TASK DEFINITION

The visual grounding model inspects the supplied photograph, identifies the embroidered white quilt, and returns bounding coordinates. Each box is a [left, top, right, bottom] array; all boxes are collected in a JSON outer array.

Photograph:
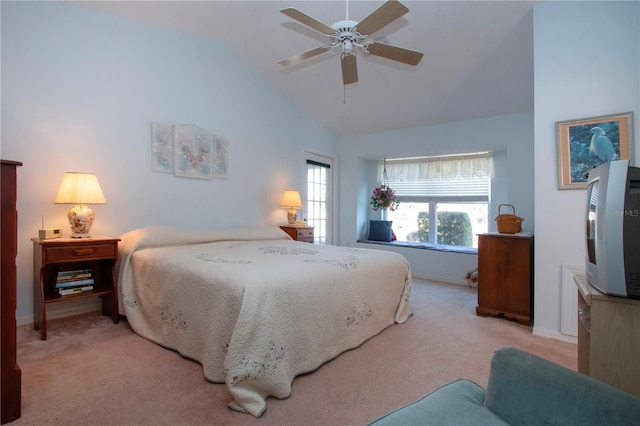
[[117, 226, 411, 417]]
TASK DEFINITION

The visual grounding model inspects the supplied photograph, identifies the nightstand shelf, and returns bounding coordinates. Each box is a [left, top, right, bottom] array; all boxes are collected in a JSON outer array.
[[32, 237, 120, 340]]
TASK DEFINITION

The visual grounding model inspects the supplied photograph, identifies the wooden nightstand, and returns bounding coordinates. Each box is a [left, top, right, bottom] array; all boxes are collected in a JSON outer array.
[[32, 237, 120, 340], [280, 225, 314, 243]]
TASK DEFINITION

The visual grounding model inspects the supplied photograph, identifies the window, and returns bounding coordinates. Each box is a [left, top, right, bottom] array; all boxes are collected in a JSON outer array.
[[306, 157, 332, 244], [381, 152, 493, 249]]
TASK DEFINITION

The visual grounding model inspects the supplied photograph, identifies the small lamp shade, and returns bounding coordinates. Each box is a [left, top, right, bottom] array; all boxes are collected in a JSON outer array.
[[55, 172, 106, 238], [281, 190, 302, 225]]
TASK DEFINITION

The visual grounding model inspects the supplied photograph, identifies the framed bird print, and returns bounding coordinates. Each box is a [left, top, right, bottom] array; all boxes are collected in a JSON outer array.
[[556, 111, 634, 189]]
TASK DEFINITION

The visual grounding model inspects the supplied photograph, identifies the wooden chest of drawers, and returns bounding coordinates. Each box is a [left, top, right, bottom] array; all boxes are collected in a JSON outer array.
[[2, 160, 22, 424], [476, 232, 534, 325]]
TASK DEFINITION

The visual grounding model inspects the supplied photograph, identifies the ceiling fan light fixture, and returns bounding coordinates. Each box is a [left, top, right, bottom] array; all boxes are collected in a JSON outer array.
[[279, 0, 423, 87], [343, 40, 354, 54]]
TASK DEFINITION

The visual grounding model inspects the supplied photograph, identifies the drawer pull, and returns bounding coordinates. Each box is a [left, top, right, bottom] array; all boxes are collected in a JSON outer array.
[[72, 248, 95, 256]]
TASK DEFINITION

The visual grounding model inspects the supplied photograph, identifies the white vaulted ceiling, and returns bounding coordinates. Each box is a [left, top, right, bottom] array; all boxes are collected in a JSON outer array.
[[79, 1, 536, 137]]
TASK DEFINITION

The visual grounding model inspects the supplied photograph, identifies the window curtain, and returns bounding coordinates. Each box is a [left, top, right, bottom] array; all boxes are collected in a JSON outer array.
[[377, 152, 493, 201]]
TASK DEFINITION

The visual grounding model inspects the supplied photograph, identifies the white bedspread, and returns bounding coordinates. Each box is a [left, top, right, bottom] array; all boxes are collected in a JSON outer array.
[[117, 226, 411, 417]]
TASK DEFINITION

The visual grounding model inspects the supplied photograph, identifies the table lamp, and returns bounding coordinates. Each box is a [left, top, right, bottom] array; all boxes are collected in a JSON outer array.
[[55, 172, 106, 238], [281, 190, 302, 225]]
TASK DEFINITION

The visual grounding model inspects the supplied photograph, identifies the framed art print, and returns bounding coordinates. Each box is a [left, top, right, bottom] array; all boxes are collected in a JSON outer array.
[[151, 122, 174, 173], [556, 112, 633, 189], [213, 135, 229, 179], [172, 125, 214, 180]]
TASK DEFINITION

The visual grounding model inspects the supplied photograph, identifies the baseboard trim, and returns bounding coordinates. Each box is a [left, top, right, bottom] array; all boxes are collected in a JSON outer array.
[[411, 273, 472, 288], [532, 327, 578, 344], [17, 298, 101, 327], [560, 264, 583, 337]]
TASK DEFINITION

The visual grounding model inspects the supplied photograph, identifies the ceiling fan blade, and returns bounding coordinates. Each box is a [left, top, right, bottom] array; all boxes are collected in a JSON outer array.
[[355, 0, 409, 36], [341, 54, 358, 85], [280, 8, 336, 35], [279, 46, 330, 67], [366, 41, 423, 66]]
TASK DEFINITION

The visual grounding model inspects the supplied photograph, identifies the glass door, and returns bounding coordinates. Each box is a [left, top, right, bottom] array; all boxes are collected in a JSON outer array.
[[305, 153, 334, 245]]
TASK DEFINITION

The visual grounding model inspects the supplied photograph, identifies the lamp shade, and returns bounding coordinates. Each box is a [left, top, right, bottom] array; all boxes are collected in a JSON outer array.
[[55, 172, 106, 204], [280, 190, 302, 208], [281, 190, 302, 225], [54, 172, 106, 238]]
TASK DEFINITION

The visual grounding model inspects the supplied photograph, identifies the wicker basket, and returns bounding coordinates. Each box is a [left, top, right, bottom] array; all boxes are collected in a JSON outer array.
[[495, 204, 524, 234]]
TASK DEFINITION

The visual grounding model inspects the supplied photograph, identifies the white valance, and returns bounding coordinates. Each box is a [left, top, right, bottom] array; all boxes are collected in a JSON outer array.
[[378, 152, 494, 182], [377, 152, 493, 201]]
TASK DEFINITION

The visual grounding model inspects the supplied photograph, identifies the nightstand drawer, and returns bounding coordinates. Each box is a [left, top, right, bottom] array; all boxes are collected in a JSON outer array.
[[280, 226, 314, 243], [296, 228, 314, 239], [44, 243, 117, 263]]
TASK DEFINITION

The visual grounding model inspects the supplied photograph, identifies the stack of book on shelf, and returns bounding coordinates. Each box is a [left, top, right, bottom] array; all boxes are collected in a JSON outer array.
[[56, 267, 94, 296]]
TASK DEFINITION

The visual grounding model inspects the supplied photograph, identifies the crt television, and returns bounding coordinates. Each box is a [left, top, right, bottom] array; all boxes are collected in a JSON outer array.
[[585, 159, 640, 298]]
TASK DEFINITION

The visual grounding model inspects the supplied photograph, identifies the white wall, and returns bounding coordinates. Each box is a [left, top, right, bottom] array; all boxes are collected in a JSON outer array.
[[533, 1, 639, 338], [1, 2, 337, 323], [338, 112, 535, 283]]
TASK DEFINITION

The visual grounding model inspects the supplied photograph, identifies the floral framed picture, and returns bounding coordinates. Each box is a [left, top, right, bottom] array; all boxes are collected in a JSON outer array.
[[151, 122, 174, 173], [173, 125, 214, 180], [556, 111, 633, 189], [213, 135, 229, 179]]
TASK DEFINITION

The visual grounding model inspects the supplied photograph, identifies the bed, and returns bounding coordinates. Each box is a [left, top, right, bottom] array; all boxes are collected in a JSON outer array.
[[117, 226, 411, 417]]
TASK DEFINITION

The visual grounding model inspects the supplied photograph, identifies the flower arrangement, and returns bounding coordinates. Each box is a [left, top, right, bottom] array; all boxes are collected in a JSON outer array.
[[370, 184, 400, 211], [465, 267, 478, 287]]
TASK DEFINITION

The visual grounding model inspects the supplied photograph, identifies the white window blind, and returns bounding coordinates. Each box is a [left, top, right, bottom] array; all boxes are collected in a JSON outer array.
[[378, 152, 493, 202]]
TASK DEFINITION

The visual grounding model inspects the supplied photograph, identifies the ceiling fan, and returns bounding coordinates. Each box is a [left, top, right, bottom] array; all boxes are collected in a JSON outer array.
[[278, 0, 424, 85]]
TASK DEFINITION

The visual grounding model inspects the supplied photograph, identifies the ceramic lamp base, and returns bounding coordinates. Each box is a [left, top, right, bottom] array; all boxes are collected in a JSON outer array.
[[287, 208, 297, 225], [67, 204, 95, 238]]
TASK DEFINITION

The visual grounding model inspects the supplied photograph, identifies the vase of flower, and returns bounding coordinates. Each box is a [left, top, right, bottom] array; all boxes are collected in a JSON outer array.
[[370, 184, 400, 211], [465, 268, 478, 287]]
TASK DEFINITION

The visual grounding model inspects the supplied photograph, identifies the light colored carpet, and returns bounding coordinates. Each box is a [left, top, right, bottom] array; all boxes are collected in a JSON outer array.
[[13, 279, 576, 426]]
